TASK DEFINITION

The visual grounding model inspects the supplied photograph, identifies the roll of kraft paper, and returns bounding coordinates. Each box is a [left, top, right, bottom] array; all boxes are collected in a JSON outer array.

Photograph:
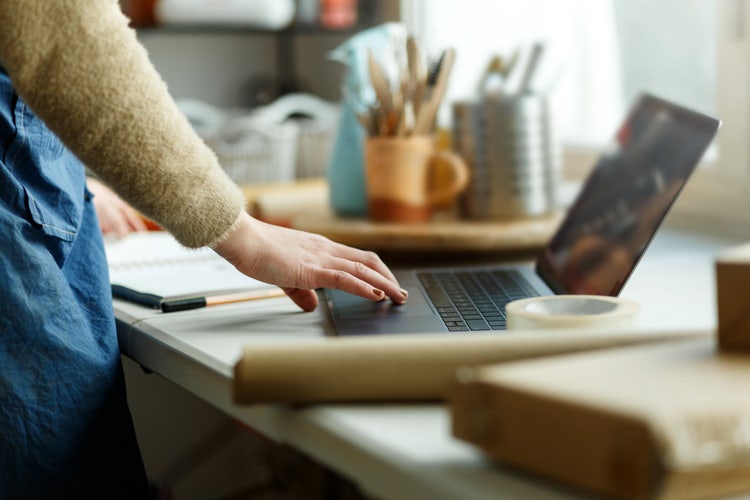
[[233, 328, 700, 404], [506, 295, 640, 330], [156, 0, 295, 29]]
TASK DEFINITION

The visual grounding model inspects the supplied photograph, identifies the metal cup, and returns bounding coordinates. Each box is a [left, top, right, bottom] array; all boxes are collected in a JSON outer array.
[[452, 94, 560, 220]]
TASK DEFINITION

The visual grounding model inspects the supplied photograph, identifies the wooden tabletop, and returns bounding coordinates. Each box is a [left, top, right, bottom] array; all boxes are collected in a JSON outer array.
[[292, 211, 563, 253]]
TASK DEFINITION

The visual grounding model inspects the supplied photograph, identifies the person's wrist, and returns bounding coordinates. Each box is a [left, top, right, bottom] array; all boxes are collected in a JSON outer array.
[[213, 212, 247, 257], [213, 211, 259, 266]]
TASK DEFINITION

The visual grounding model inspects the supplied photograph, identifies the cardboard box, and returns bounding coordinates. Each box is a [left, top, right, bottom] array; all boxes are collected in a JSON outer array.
[[450, 338, 750, 499], [716, 242, 750, 352]]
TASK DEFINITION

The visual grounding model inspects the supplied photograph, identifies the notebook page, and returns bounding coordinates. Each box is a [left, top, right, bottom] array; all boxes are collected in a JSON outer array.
[[105, 232, 271, 298]]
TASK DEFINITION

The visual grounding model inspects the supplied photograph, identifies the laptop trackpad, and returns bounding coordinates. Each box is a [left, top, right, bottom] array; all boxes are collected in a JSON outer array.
[[326, 287, 446, 335]]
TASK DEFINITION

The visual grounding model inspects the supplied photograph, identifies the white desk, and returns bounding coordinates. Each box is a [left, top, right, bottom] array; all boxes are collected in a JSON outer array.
[[114, 227, 742, 499]]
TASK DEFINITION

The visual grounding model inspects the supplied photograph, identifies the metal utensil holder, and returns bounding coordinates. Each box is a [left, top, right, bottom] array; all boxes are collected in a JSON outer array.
[[453, 94, 560, 219]]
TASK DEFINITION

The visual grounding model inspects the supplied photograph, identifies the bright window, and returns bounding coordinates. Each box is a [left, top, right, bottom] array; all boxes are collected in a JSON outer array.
[[403, 0, 750, 234]]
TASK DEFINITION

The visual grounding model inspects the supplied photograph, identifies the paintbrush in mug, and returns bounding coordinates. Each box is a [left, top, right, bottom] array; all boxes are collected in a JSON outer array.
[[413, 47, 455, 135]]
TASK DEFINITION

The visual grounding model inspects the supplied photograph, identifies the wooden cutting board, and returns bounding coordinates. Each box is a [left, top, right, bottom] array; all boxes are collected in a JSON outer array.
[[292, 212, 563, 253]]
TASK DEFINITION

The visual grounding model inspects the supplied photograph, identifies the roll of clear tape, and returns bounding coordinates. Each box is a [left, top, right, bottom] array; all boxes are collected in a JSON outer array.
[[506, 295, 640, 330]]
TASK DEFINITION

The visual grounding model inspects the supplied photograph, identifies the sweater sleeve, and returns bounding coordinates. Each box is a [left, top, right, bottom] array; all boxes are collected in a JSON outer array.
[[0, 0, 246, 248]]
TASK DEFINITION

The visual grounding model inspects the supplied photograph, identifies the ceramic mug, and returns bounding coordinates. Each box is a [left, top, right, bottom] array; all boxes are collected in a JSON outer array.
[[364, 136, 469, 223]]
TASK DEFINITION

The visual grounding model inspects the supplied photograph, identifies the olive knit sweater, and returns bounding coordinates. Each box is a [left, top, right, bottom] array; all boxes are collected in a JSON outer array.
[[0, 0, 246, 248]]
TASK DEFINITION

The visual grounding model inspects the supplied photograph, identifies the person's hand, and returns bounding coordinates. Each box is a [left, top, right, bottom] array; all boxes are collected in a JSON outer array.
[[88, 177, 148, 237], [213, 211, 408, 312]]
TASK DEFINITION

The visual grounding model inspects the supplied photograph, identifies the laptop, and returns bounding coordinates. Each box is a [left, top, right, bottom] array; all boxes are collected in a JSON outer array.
[[323, 93, 721, 336]]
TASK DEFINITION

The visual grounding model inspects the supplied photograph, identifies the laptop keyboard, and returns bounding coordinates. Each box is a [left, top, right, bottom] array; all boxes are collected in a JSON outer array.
[[417, 269, 540, 332]]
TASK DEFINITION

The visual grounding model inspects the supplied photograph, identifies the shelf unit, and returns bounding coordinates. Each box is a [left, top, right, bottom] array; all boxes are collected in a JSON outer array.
[[136, 24, 367, 99]]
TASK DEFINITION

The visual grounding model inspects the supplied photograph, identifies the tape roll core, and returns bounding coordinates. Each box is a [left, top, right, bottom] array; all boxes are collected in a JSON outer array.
[[506, 295, 639, 330]]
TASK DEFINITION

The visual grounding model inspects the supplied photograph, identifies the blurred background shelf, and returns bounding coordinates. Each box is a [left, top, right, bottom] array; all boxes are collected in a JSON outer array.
[[122, 0, 394, 104]]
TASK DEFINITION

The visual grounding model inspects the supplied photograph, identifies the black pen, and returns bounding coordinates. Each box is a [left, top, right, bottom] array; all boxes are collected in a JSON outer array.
[[111, 284, 286, 313], [111, 284, 162, 309]]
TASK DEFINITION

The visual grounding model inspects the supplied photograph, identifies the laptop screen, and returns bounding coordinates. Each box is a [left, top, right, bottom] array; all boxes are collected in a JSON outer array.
[[535, 93, 721, 296]]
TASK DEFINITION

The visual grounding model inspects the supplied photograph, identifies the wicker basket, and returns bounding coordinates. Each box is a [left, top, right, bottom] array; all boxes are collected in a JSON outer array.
[[252, 93, 339, 179], [209, 115, 298, 185], [292, 112, 338, 179]]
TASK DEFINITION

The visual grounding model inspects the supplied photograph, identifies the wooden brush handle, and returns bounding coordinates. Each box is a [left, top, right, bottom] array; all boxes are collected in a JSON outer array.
[[414, 48, 455, 135]]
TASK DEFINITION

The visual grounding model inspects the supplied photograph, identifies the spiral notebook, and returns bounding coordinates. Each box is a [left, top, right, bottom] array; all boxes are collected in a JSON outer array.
[[105, 231, 278, 310]]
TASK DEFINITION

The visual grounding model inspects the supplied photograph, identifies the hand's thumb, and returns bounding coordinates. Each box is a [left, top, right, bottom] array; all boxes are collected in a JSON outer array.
[[283, 287, 319, 312]]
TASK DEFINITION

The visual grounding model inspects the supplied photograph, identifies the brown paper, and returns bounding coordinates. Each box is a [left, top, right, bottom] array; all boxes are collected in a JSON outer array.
[[242, 179, 329, 227], [232, 329, 705, 404]]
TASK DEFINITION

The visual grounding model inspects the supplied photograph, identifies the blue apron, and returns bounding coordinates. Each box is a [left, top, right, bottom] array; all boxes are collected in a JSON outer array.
[[0, 68, 148, 498]]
